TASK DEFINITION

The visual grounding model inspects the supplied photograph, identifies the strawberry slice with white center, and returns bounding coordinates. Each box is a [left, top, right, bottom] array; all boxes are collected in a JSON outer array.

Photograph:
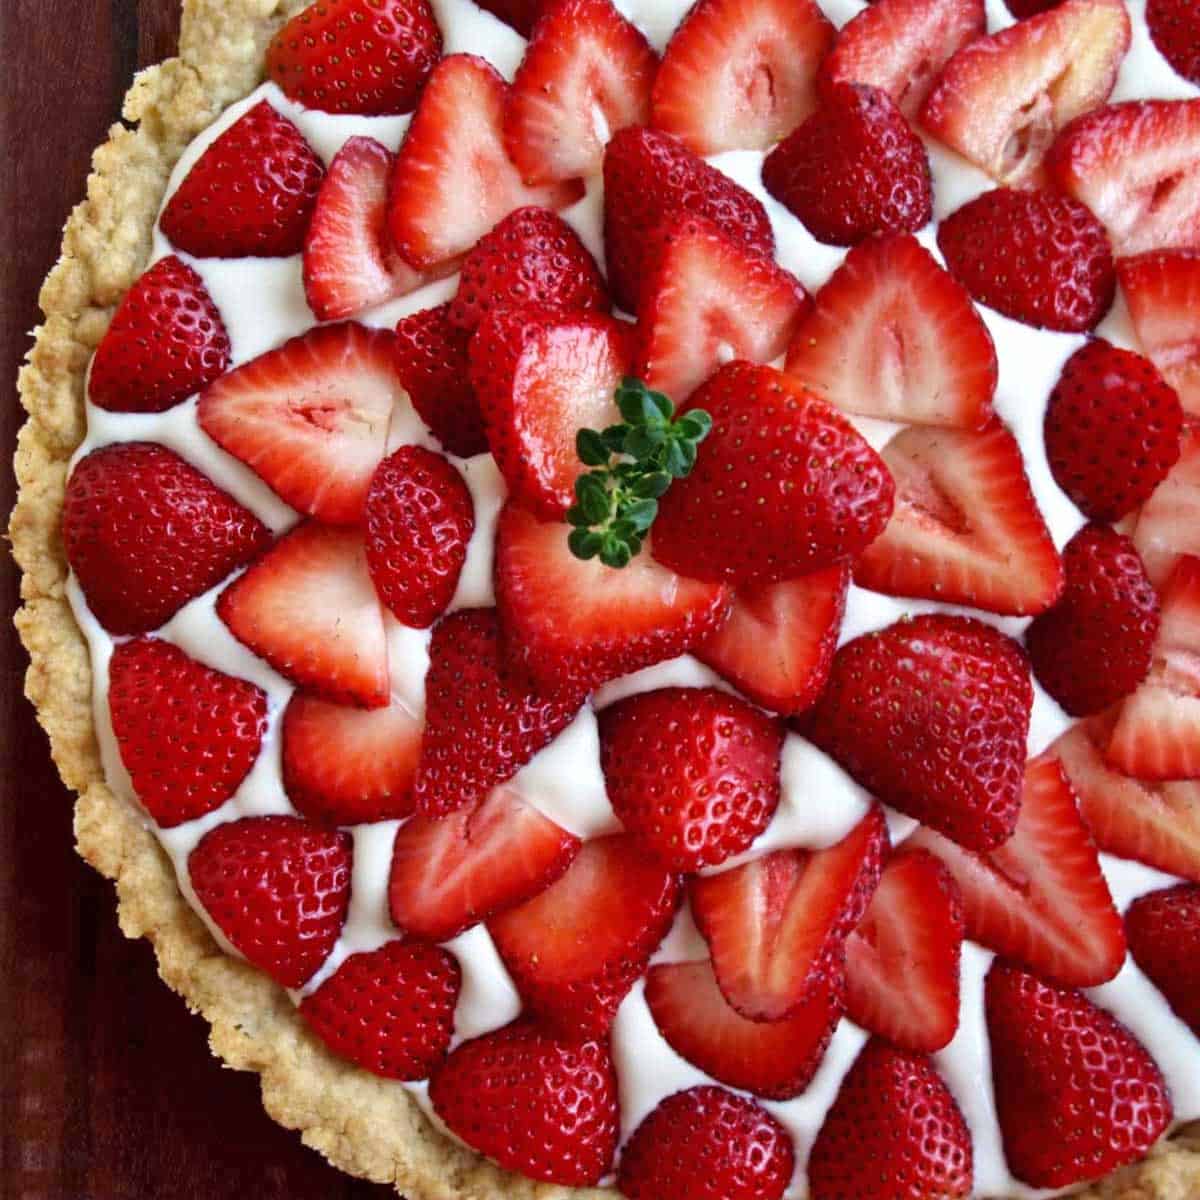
[[504, 0, 658, 185], [218, 522, 389, 708], [1048, 99, 1200, 256], [921, 0, 1130, 187], [689, 805, 888, 1022], [820, 0, 985, 123], [198, 322, 401, 526], [388, 55, 583, 270], [855, 420, 1063, 616], [1135, 428, 1200, 588], [786, 234, 996, 429], [651, 0, 834, 155], [844, 847, 964, 1054], [910, 756, 1126, 988], [388, 784, 582, 942]]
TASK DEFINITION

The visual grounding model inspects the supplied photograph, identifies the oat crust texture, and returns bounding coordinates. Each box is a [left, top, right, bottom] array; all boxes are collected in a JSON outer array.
[[9, 0, 1200, 1195]]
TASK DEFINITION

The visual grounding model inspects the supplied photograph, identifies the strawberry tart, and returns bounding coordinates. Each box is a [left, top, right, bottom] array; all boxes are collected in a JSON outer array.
[[14, 0, 1200, 1196]]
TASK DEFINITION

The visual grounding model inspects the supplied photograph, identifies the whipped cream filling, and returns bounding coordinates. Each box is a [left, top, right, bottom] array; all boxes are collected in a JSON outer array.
[[66, 1, 1200, 1195]]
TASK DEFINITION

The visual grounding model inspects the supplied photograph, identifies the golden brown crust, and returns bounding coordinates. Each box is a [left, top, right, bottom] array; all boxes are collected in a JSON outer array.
[[9, 2, 1200, 1197]]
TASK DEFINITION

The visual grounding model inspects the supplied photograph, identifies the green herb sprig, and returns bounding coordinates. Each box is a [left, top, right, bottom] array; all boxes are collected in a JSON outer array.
[[567, 377, 711, 569]]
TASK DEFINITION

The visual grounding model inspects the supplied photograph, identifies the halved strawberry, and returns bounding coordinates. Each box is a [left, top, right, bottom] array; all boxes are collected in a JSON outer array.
[[644, 959, 841, 1101], [488, 835, 681, 1037], [1048, 99, 1200, 256], [689, 805, 888, 1022], [854, 420, 1063, 616], [1135, 427, 1200, 587], [218, 522, 389, 708], [1126, 884, 1200, 1035], [844, 848, 963, 1054], [820, 0, 985, 123], [388, 785, 581, 942], [504, 0, 658, 184], [198, 323, 401, 525], [785, 234, 996, 429], [910, 756, 1126, 987], [651, 0, 834, 155], [388, 55, 582, 270]]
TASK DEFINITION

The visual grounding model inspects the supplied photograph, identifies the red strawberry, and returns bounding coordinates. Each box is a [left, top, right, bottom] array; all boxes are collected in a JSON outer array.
[[689, 806, 888, 1021], [298, 940, 460, 1078], [652, 362, 895, 586], [1135, 427, 1200, 587], [921, 0, 1130, 187], [1026, 525, 1161, 717], [820, 0, 985, 123], [597, 687, 784, 872], [470, 307, 629, 519], [88, 256, 230, 413], [159, 101, 324, 258], [108, 637, 267, 828], [388, 55, 582, 270], [634, 215, 810, 404], [985, 960, 1172, 1188], [937, 187, 1116, 332], [618, 1086, 794, 1200], [694, 566, 849, 716], [1126, 884, 1200, 1034], [808, 1039, 972, 1200], [644, 959, 842, 1101], [473, 0, 546, 35], [910, 757, 1126, 987], [363, 447, 473, 628], [786, 233, 996, 429], [430, 1019, 618, 1186], [805, 616, 1033, 851], [448, 206, 609, 333], [505, 0, 658, 183], [392, 304, 487, 458], [1005, 0, 1060, 13], [1147, 0, 1200, 84], [494, 501, 732, 696], [218, 522, 389, 708], [189, 814, 351, 988], [412, 608, 583, 817], [762, 83, 932, 248], [1048, 99, 1200, 257], [602, 125, 775, 314], [651, 0, 834, 155], [198, 322, 401, 525], [488, 835, 681, 1037], [844, 848, 964, 1054], [63, 442, 270, 635]]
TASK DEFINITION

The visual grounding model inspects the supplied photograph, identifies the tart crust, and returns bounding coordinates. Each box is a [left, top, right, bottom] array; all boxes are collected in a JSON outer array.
[[9, 1, 1200, 1196]]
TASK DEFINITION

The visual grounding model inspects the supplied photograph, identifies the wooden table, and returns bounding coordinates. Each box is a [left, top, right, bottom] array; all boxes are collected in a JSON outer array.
[[1, 5, 395, 1196]]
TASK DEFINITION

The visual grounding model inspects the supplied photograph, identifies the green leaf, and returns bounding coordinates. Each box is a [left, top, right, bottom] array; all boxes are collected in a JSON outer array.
[[641, 391, 667, 426], [649, 390, 674, 421], [678, 409, 713, 442], [576, 428, 610, 467], [602, 424, 630, 455], [618, 383, 650, 425], [569, 527, 605, 560], [632, 471, 671, 500], [576, 473, 612, 524], [566, 504, 591, 528], [625, 498, 658, 532], [600, 538, 633, 569], [662, 439, 689, 477]]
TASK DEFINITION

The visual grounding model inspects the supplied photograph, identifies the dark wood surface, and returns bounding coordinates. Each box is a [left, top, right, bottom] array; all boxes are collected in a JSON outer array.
[[1, 5, 396, 1197]]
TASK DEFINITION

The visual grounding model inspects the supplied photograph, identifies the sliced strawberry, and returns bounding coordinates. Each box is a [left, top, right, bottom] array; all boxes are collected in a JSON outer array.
[[634, 215, 810, 404], [844, 848, 964, 1054], [505, 0, 657, 184], [389, 785, 581, 942], [159, 100, 324, 258], [88, 255, 230, 413], [1135, 427, 1200, 587], [785, 233, 996, 429], [820, 0, 985, 123], [1048, 99, 1200, 256], [689, 806, 888, 1022], [198, 323, 401, 525], [651, 0, 834, 155], [488, 835, 681, 1037], [218, 522, 389, 708], [388, 55, 582, 270], [1126, 884, 1200, 1035], [921, 0, 1130, 187], [1147, 0, 1200, 84], [909, 756, 1126, 987], [108, 637, 268, 828]]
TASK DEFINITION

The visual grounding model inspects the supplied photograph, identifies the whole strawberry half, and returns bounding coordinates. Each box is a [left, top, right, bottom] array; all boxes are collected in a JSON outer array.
[[1135, 427, 1200, 588], [652, 362, 895, 586], [64, 442, 270, 636], [1147, 0, 1200, 84], [430, 1018, 619, 1187], [189, 814, 352, 989], [1126, 884, 1200, 1035]]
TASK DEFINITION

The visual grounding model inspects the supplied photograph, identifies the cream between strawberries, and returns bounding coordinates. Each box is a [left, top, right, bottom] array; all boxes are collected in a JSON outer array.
[[66, 0, 1200, 1196]]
